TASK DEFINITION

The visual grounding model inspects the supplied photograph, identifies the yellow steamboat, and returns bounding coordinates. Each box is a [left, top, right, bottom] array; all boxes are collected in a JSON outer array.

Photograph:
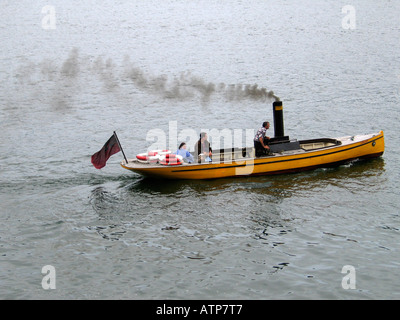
[[120, 101, 384, 180]]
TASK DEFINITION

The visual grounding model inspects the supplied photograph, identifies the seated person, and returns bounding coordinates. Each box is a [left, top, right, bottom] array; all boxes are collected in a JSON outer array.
[[194, 132, 212, 163], [175, 142, 194, 163], [254, 121, 272, 157]]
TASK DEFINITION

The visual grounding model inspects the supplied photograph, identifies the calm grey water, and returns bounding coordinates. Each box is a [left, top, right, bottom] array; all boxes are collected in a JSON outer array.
[[1, 0, 400, 300]]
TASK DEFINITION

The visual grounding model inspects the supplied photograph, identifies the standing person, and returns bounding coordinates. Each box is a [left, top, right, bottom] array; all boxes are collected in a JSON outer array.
[[195, 132, 212, 163], [175, 142, 194, 163], [254, 121, 272, 157]]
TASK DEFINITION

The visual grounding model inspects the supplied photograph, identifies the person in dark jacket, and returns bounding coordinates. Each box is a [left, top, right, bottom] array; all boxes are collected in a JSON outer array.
[[195, 132, 212, 163]]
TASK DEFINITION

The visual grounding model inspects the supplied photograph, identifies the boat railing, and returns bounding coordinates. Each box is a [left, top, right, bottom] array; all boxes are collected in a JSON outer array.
[[208, 147, 255, 162]]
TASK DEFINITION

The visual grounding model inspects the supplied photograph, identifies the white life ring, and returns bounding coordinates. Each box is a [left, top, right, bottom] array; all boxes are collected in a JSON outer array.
[[136, 149, 172, 164], [153, 149, 171, 156], [159, 154, 183, 166]]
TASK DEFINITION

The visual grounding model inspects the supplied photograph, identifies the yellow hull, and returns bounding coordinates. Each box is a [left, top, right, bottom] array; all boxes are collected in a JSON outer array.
[[121, 131, 384, 180]]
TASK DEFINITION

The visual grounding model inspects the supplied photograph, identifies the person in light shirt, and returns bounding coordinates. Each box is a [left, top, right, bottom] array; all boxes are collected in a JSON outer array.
[[175, 142, 194, 163], [254, 121, 272, 157]]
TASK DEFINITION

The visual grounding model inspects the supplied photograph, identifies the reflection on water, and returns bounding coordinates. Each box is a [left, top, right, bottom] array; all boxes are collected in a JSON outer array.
[[122, 156, 386, 197], [86, 156, 386, 229], [86, 157, 386, 248]]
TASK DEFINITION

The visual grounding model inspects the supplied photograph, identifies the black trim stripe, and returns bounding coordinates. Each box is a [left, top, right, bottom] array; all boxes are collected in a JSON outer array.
[[171, 135, 384, 173]]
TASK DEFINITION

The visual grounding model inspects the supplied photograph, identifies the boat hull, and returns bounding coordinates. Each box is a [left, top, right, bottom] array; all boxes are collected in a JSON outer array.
[[121, 131, 384, 180]]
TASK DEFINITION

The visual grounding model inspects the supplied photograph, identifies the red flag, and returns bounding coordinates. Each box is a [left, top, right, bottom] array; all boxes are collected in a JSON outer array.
[[91, 134, 121, 169]]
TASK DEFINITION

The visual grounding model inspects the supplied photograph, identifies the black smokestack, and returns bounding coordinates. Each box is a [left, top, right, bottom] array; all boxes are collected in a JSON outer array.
[[273, 100, 284, 138]]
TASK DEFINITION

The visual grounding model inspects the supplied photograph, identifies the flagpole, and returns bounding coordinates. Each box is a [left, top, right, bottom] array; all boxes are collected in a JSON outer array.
[[113, 131, 128, 164]]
